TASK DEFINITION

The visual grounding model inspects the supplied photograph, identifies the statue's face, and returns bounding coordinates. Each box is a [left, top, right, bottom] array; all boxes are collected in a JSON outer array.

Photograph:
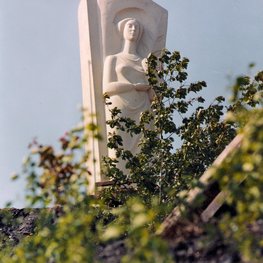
[[123, 20, 140, 41]]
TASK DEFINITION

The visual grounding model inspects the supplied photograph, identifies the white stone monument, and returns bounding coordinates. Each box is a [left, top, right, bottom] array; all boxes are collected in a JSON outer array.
[[78, 0, 168, 191]]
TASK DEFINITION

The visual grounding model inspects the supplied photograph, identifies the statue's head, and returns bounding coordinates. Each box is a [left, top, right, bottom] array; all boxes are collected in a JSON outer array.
[[118, 18, 143, 42]]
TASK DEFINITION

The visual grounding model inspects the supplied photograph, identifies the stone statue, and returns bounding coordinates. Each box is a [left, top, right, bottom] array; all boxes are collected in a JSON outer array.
[[78, 0, 168, 187], [103, 18, 155, 171]]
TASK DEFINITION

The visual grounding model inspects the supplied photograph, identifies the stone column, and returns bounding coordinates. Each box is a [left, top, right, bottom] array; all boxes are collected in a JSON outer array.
[[78, 0, 107, 193]]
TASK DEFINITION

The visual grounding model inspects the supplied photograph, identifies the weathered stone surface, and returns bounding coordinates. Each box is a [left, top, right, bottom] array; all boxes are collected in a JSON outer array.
[[0, 208, 40, 247], [97, 240, 126, 263]]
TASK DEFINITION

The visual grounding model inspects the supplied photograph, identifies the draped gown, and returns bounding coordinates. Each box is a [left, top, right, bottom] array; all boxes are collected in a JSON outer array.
[[104, 53, 151, 172]]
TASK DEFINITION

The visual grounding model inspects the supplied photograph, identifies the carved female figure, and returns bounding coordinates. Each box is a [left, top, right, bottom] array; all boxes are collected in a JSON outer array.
[[103, 18, 154, 171]]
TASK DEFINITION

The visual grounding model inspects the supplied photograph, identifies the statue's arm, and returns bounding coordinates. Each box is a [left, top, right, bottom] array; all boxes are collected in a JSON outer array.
[[103, 56, 135, 97]]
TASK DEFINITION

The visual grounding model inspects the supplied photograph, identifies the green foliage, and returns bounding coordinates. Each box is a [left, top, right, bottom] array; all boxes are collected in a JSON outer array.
[[0, 50, 262, 262], [101, 197, 174, 263], [211, 70, 263, 262], [1, 208, 101, 262], [0, 124, 104, 262], [1, 121, 172, 262], [21, 122, 103, 207], [103, 50, 236, 205], [216, 111, 263, 261]]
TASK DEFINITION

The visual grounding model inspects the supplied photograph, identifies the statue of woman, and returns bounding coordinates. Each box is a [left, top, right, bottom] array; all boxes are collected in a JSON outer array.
[[103, 18, 154, 172]]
